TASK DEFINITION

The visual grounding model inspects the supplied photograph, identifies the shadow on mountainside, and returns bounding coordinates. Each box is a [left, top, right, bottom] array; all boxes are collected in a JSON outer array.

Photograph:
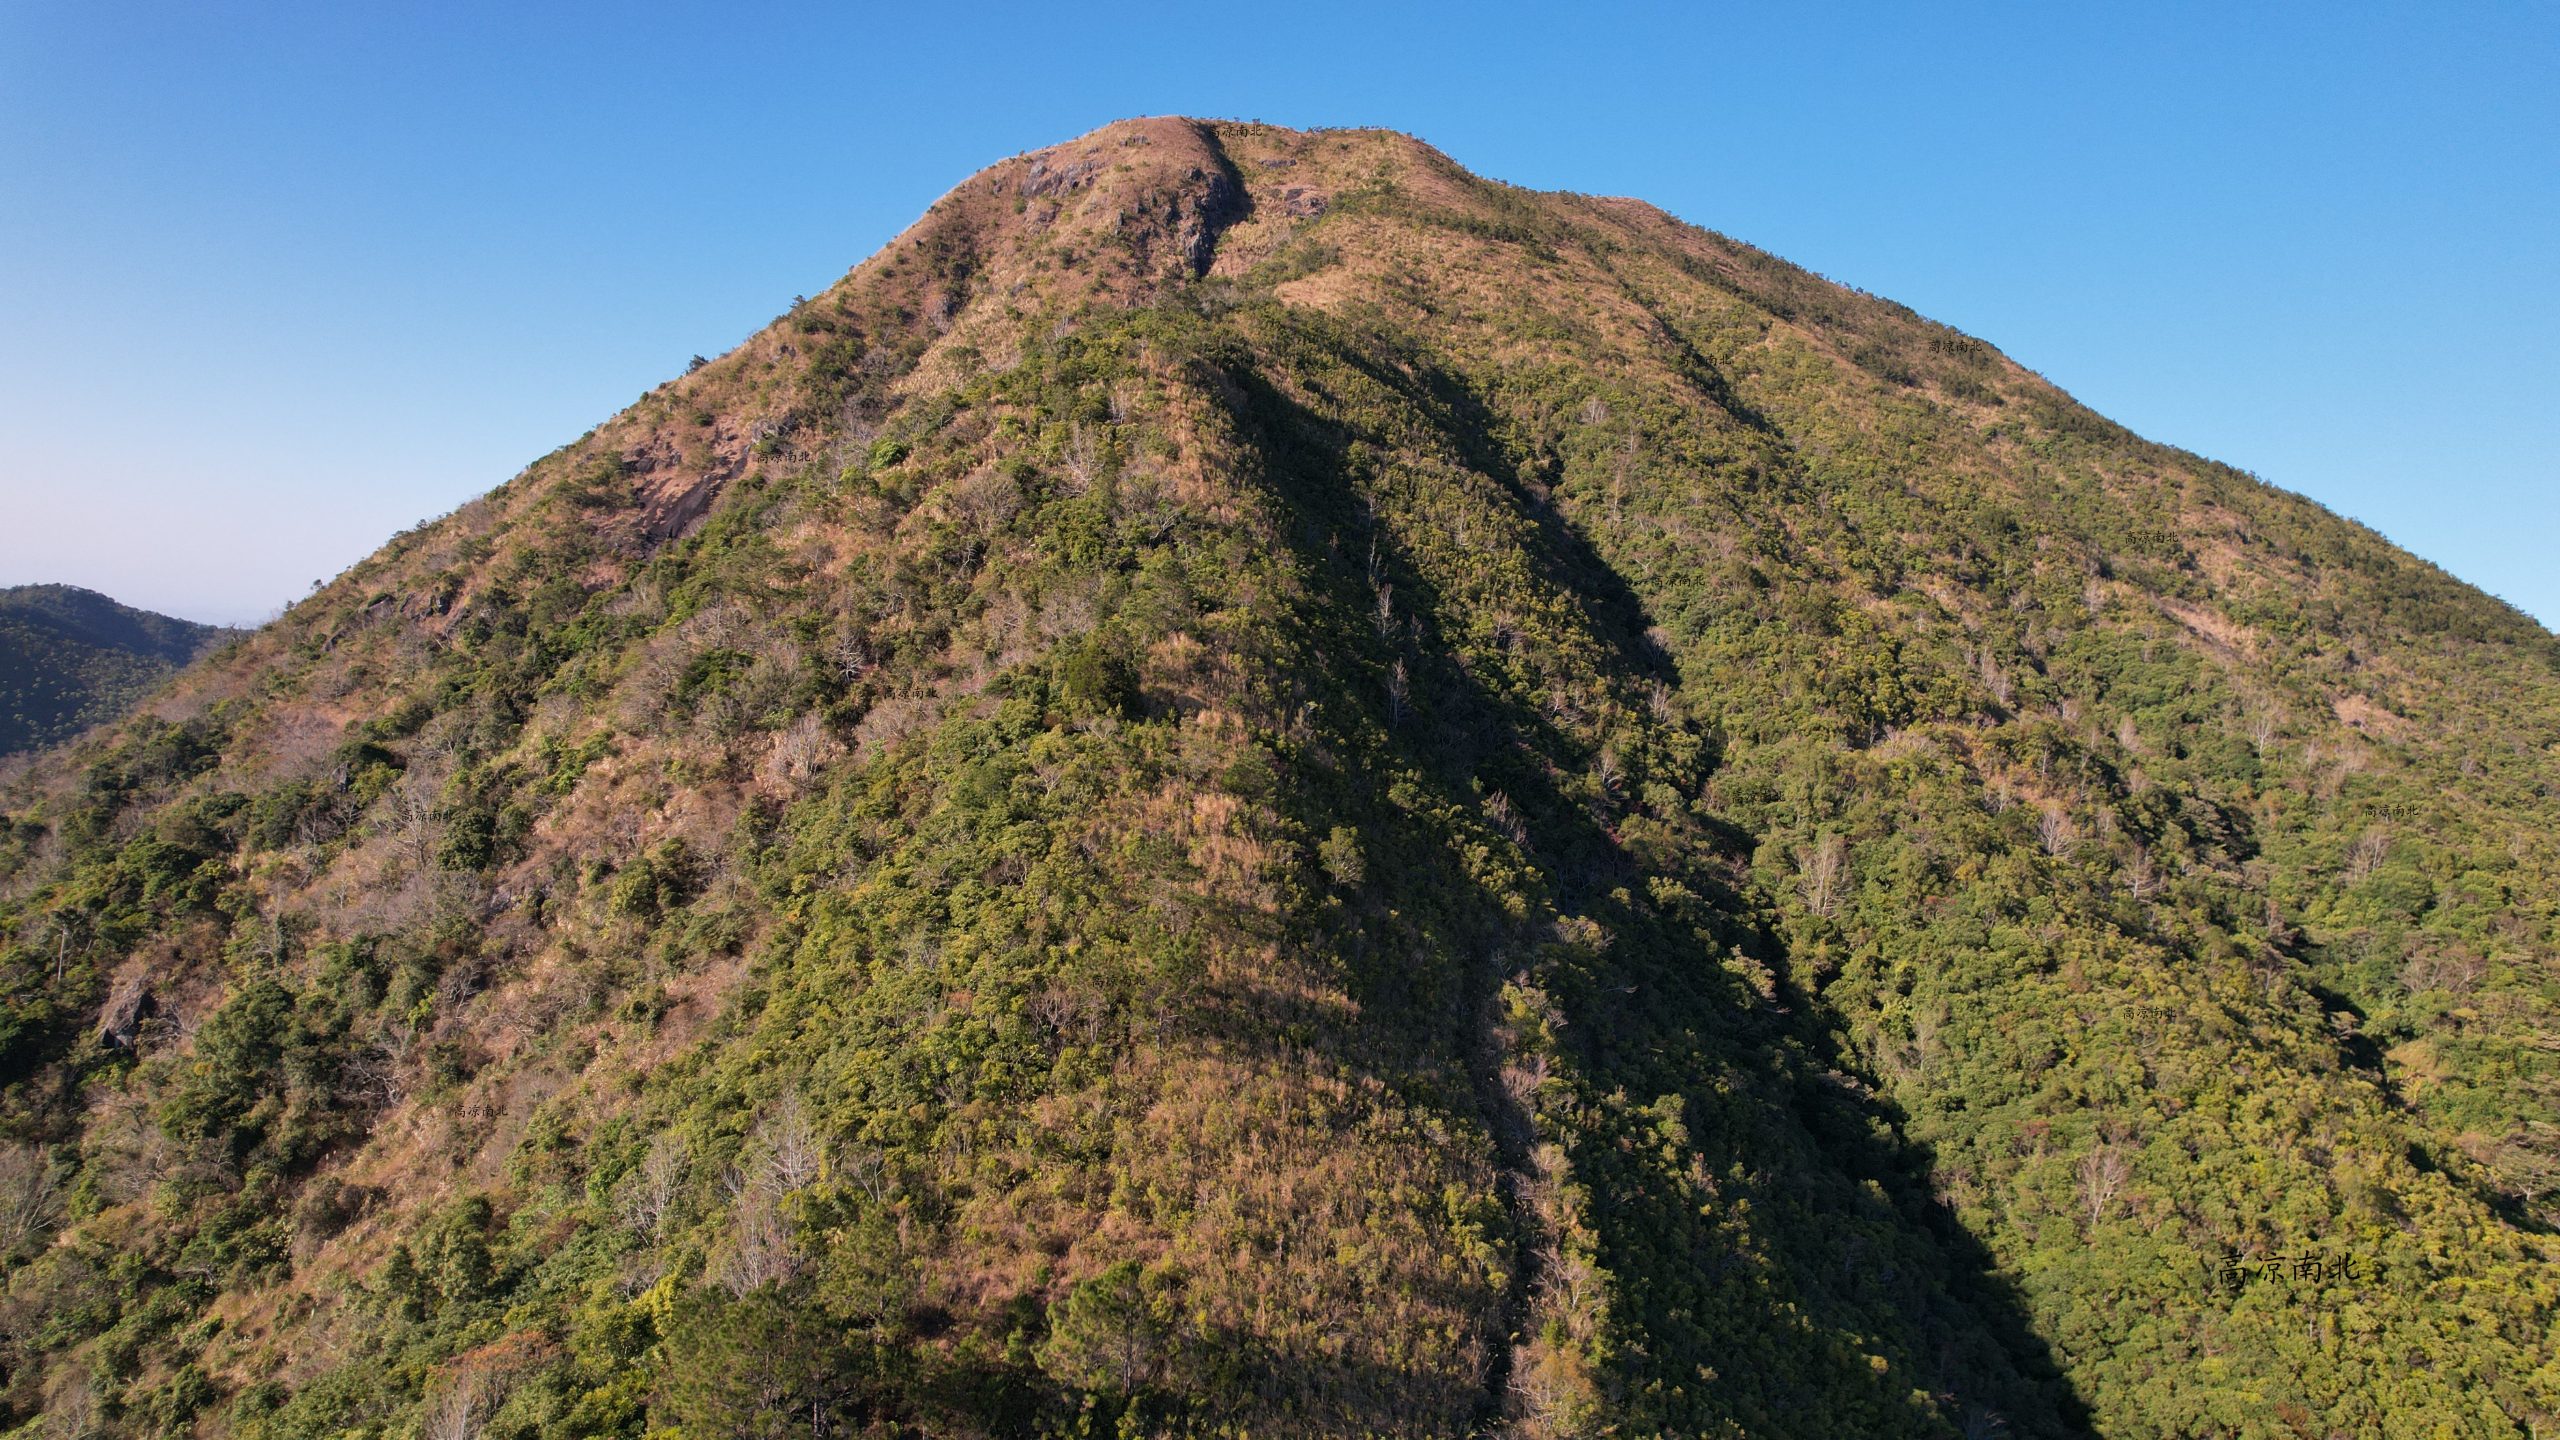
[[1204, 317, 2096, 1438]]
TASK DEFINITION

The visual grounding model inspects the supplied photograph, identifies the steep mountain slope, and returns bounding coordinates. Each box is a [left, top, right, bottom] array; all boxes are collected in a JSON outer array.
[[0, 118, 2554, 1439], [0, 587, 234, 758]]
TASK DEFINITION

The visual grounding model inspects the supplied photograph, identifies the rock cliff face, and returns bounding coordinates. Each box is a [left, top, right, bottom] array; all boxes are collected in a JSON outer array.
[[0, 118, 2553, 1439]]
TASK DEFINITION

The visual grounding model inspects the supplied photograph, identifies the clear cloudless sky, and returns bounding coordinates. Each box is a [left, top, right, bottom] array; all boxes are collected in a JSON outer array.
[[3, 2, 2553, 626]]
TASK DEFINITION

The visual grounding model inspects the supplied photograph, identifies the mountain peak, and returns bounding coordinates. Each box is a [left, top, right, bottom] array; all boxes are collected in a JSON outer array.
[[1, 121, 2554, 1439]]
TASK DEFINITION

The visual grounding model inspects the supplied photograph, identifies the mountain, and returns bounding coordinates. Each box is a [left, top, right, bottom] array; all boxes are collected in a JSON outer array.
[[0, 118, 2554, 1439], [0, 586, 235, 759]]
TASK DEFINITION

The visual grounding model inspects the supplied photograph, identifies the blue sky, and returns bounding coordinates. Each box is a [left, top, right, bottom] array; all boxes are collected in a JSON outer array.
[[3, 2, 2552, 627]]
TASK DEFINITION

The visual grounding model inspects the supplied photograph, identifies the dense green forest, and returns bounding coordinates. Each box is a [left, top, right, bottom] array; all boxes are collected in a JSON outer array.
[[0, 587, 234, 758], [0, 119, 2551, 1438]]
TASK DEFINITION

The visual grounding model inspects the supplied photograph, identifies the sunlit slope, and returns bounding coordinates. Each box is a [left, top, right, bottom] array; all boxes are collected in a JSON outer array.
[[0, 119, 2550, 1439]]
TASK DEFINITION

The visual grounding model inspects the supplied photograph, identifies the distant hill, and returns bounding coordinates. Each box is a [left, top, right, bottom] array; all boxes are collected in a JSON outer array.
[[0, 585, 234, 756]]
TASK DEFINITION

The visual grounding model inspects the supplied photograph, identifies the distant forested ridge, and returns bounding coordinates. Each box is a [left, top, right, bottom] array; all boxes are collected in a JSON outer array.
[[0, 120, 2552, 1439], [0, 585, 234, 757]]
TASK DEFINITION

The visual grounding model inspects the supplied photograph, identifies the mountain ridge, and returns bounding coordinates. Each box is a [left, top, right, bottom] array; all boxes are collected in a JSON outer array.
[[0, 117, 2553, 1439], [0, 584, 236, 761]]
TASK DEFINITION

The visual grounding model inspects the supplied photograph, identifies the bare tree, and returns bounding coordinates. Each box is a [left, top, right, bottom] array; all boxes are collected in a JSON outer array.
[[0, 1144, 62, 1257], [2077, 1140, 2133, 1227], [343, 1023, 413, 1110], [41, 1360, 100, 1440], [388, 761, 445, 877], [763, 711, 841, 790], [2124, 843, 2159, 901], [2037, 804, 2078, 857], [2346, 826, 2391, 885], [2246, 710, 2279, 754], [841, 1145, 893, 1208], [2400, 949, 2485, 996], [1062, 421, 1104, 493], [1976, 648, 2016, 709], [619, 1131, 687, 1239], [422, 1367, 498, 1440], [1607, 434, 1637, 531], [2490, 1124, 2560, 1215], [827, 629, 874, 684], [716, 1182, 801, 1296], [381, 737, 458, 876], [756, 1093, 827, 1193], [1797, 833, 1847, 918], [708, 1093, 833, 1293]]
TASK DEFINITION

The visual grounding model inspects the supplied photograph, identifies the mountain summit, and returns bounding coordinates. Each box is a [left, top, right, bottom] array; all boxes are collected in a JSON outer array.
[[1, 118, 2553, 1438]]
